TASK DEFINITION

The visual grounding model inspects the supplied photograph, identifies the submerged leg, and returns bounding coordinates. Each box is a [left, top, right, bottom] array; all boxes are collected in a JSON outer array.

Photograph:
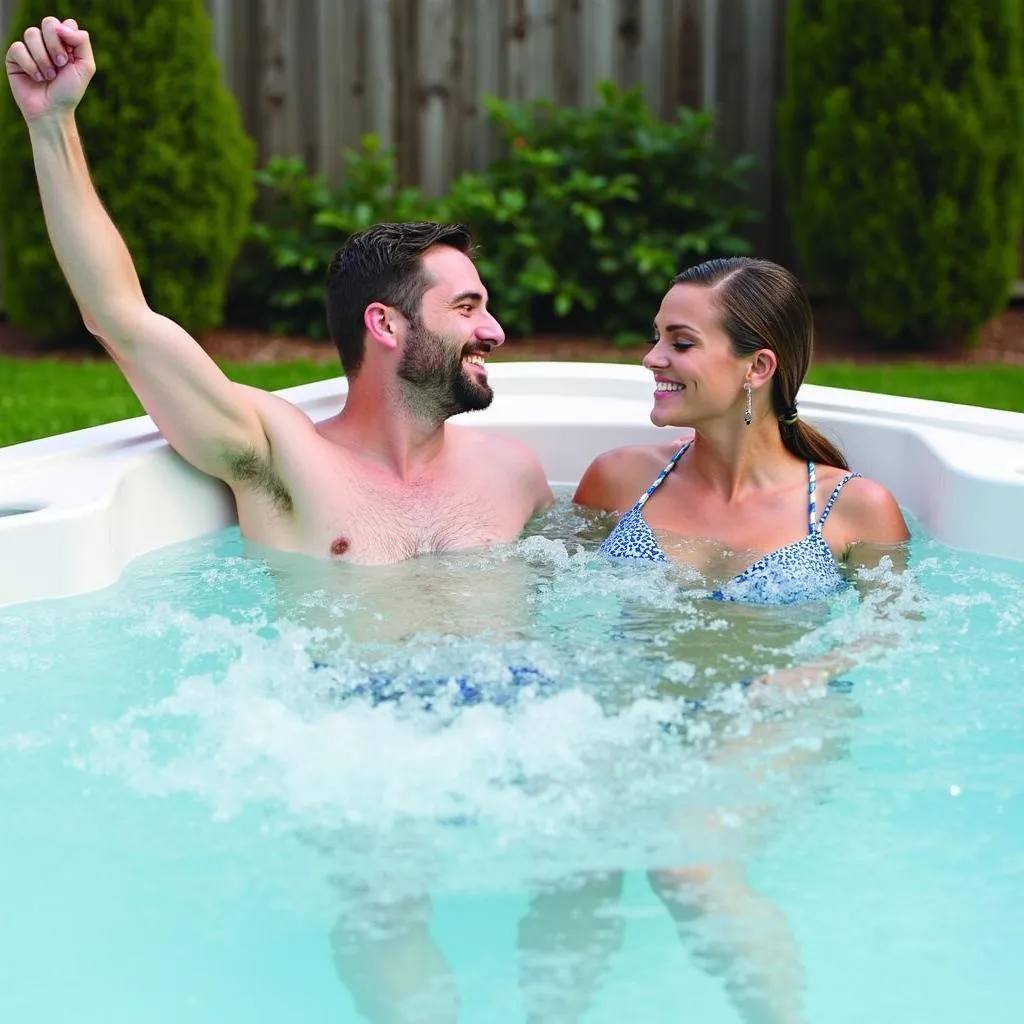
[[517, 871, 625, 1023], [330, 893, 457, 1024], [645, 695, 858, 1024], [648, 861, 806, 1024]]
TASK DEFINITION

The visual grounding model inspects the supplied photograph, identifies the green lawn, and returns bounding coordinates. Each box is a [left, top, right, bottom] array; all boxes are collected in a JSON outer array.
[[0, 358, 340, 447], [806, 361, 1024, 411], [1, 355, 1021, 448]]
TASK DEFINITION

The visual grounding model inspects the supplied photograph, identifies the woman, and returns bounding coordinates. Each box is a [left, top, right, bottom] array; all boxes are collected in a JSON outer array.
[[574, 257, 909, 604], [566, 257, 911, 1023]]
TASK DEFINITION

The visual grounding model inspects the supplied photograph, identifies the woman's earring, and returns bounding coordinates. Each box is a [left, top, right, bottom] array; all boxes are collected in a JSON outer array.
[[743, 383, 752, 426]]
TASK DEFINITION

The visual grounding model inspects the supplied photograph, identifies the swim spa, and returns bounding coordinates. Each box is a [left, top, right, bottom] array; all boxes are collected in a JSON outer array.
[[1, 363, 1023, 1023]]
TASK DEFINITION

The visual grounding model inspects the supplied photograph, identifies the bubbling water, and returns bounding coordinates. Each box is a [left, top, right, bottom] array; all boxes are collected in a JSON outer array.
[[3, 501, 1024, 1024], [9, 498, 925, 901]]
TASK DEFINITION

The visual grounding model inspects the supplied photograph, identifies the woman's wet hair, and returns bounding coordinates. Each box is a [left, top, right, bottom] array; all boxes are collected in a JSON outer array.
[[672, 257, 849, 470]]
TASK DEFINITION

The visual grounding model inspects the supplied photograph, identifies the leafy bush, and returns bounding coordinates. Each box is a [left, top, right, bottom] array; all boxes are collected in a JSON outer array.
[[0, 0, 254, 342], [779, 0, 1024, 346], [227, 136, 442, 339], [443, 83, 756, 340], [232, 84, 756, 342]]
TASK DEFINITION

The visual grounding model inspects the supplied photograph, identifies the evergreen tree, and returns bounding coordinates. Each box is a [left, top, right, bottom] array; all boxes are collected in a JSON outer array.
[[779, 1, 1024, 345], [0, 0, 254, 340]]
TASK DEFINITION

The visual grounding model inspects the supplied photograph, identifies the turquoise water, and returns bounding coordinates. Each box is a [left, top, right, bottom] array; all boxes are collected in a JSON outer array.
[[1, 497, 1022, 1023]]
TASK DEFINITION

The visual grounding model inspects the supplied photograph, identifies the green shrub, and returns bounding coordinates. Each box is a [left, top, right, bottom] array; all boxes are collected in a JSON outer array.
[[232, 84, 755, 342], [779, 0, 1024, 346], [443, 83, 756, 340], [0, 0, 254, 342], [227, 136, 442, 339]]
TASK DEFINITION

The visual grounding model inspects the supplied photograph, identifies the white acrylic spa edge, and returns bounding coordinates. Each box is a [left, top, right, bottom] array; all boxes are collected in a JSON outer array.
[[1, 361, 1023, 608]]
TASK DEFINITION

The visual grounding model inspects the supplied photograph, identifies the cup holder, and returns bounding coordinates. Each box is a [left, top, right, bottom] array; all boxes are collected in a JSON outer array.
[[0, 502, 47, 518]]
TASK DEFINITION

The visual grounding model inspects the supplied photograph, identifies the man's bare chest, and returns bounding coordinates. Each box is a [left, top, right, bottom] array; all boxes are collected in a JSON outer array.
[[294, 473, 509, 564]]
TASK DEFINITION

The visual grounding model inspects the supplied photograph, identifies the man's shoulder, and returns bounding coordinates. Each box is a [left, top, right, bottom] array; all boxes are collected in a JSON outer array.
[[449, 424, 538, 464], [449, 426, 552, 508], [246, 388, 325, 450], [245, 385, 316, 422]]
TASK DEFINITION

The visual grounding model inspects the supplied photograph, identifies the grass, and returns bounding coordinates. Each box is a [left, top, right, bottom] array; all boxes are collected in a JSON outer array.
[[1, 354, 1021, 448], [806, 361, 1024, 411], [0, 358, 340, 447]]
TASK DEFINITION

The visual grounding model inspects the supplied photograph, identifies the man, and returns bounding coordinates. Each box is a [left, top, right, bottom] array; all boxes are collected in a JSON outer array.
[[7, 20, 589, 1024], [5, 18, 553, 566]]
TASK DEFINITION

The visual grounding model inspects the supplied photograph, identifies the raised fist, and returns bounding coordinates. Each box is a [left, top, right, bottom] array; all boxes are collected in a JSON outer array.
[[5, 16, 95, 122]]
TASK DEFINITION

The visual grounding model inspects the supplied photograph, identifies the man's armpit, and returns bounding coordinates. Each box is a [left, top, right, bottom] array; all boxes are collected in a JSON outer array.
[[223, 443, 294, 514]]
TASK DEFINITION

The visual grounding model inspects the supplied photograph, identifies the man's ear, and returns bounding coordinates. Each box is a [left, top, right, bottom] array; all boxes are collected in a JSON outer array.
[[363, 302, 402, 352], [748, 348, 778, 389]]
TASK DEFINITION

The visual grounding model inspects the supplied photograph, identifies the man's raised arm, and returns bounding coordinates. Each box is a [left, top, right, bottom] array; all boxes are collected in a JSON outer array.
[[5, 16, 270, 479]]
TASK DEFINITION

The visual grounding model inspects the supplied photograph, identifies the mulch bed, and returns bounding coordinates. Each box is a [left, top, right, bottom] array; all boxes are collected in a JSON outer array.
[[2, 301, 1023, 366]]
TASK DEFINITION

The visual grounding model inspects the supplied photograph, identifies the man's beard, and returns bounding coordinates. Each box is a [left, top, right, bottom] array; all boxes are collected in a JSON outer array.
[[396, 321, 494, 421]]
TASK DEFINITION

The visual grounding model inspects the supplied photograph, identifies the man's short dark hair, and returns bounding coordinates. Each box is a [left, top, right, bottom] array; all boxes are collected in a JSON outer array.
[[325, 222, 474, 377]]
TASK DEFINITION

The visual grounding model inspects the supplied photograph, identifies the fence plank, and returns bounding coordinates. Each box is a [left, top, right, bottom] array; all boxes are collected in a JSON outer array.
[[580, 0, 618, 105], [715, 0, 748, 159], [638, 0, 665, 110], [460, 0, 504, 171], [665, 0, 703, 111], [257, 0, 305, 164], [553, 0, 583, 106], [391, 0, 420, 185], [219, 1, 262, 146], [701, 0, 720, 109], [616, 0, 642, 90], [316, 0, 344, 182], [417, 0, 458, 196], [507, 0, 557, 103], [318, 0, 370, 181], [365, 0, 396, 151], [744, 0, 779, 255]]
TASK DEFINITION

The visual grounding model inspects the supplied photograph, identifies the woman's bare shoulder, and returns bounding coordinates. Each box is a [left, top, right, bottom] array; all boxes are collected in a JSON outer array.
[[573, 440, 686, 512], [825, 471, 910, 545]]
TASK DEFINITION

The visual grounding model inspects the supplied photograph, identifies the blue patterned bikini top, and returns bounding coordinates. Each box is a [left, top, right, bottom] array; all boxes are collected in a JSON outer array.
[[598, 442, 862, 605]]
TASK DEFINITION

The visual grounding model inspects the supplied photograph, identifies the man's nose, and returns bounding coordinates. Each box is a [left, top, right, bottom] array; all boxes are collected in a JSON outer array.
[[479, 310, 505, 347]]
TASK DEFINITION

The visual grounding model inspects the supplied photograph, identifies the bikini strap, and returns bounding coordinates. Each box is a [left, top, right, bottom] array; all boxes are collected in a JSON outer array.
[[815, 471, 863, 530], [806, 462, 817, 533], [636, 441, 692, 510]]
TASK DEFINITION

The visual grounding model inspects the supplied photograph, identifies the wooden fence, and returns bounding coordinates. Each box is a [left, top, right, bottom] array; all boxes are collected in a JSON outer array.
[[0, 0, 789, 252]]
